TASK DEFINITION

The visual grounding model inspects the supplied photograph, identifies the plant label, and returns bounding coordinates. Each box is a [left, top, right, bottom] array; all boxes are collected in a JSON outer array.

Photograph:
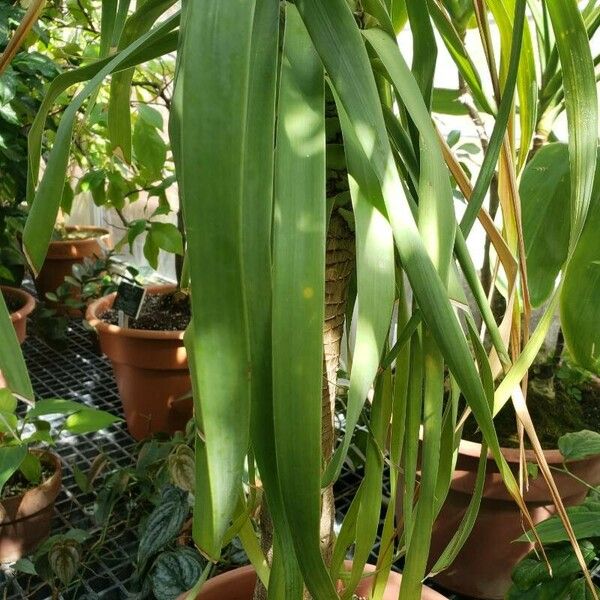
[[114, 281, 146, 320]]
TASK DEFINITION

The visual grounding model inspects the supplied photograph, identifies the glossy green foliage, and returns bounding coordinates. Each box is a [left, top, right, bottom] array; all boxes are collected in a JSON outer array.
[[521, 143, 571, 307]]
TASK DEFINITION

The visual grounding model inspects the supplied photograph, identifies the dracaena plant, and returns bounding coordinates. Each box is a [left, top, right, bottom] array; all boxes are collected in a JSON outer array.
[[0, 1, 599, 599]]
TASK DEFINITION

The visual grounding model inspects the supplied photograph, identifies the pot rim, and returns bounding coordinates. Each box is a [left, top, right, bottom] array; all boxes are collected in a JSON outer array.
[[458, 437, 576, 465], [183, 563, 447, 600], [86, 284, 186, 340], [49, 225, 110, 245], [0, 450, 62, 506], [1, 286, 36, 323]]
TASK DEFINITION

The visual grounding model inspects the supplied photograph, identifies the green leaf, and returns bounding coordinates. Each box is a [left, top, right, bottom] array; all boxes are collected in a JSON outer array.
[[127, 218, 147, 248], [143, 234, 159, 269], [138, 104, 163, 129], [48, 539, 82, 586], [521, 143, 571, 307], [64, 408, 121, 434], [24, 13, 180, 274], [0, 388, 16, 413], [0, 445, 27, 496], [137, 485, 188, 569], [19, 452, 42, 484], [270, 7, 336, 598], [107, 0, 178, 162], [512, 541, 595, 589], [520, 503, 600, 543], [297, 0, 527, 566], [151, 547, 203, 600], [459, 0, 528, 236], [133, 116, 167, 181], [167, 444, 195, 493], [148, 222, 183, 255], [14, 558, 36, 575], [0, 290, 33, 401], [546, 0, 598, 249], [558, 430, 600, 461], [174, 0, 253, 562], [561, 151, 600, 374], [26, 398, 86, 419], [427, 1, 494, 114]]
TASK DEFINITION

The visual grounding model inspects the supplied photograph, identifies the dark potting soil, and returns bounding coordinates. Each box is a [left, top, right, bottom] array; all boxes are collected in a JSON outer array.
[[463, 361, 600, 449], [2, 291, 24, 313], [102, 290, 191, 331], [1, 460, 55, 499]]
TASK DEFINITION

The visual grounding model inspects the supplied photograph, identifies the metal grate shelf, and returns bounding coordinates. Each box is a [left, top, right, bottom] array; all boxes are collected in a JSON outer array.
[[1, 320, 466, 599]]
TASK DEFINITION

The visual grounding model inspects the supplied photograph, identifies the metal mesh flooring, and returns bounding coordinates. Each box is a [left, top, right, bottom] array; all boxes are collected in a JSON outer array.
[[0, 320, 465, 599], [2, 323, 140, 599]]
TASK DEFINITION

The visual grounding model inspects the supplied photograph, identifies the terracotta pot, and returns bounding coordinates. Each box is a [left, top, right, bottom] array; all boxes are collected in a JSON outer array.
[[398, 439, 600, 599], [86, 285, 192, 440], [0, 451, 62, 563], [35, 225, 111, 301], [1, 286, 36, 344], [179, 563, 447, 600]]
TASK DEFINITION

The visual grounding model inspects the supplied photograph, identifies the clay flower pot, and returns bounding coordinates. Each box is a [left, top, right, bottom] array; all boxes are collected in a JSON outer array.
[[86, 285, 192, 440], [179, 563, 447, 600], [35, 225, 111, 301], [1, 285, 36, 344], [0, 451, 62, 563], [400, 439, 600, 600]]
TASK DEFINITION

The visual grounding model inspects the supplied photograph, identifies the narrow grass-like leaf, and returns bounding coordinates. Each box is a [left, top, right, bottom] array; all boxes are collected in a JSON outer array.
[[100, 0, 118, 58], [174, 0, 253, 559], [406, 1, 436, 108], [271, 7, 336, 598], [243, 2, 303, 597], [459, 0, 527, 236], [428, 444, 488, 577], [296, 0, 534, 546], [428, 1, 494, 114], [343, 369, 393, 599], [400, 332, 443, 598], [546, 0, 598, 249], [323, 104, 395, 487], [486, 0, 537, 170]]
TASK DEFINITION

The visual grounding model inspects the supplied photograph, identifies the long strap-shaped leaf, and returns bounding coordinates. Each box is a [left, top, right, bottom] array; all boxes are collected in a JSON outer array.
[[485, 0, 537, 171], [271, 6, 337, 598], [459, 0, 526, 237], [546, 0, 598, 250], [244, 2, 303, 597], [174, 0, 254, 559], [0, 294, 33, 401], [295, 0, 534, 547], [427, 0, 494, 114], [323, 104, 395, 487], [23, 13, 180, 274]]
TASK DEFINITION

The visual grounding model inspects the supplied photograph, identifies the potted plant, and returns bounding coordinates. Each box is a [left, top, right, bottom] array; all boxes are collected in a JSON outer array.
[[390, 2, 600, 596], [507, 434, 600, 599], [86, 278, 191, 441], [14, 0, 600, 599], [0, 388, 121, 562], [1, 285, 35, 344], [33, 223, 112, 301]]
